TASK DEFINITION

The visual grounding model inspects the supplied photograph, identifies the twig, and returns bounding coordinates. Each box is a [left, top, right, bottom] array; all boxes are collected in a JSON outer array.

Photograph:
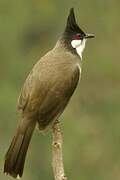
[[52, 120, 67, 180]]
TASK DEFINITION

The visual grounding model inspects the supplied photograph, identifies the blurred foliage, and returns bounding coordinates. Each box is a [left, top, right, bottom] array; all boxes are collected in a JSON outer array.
[[0, 0, 120, 180]]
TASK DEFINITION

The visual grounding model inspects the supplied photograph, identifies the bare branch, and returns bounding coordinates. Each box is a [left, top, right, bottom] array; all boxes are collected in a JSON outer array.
[[52, 121, 67, 180]]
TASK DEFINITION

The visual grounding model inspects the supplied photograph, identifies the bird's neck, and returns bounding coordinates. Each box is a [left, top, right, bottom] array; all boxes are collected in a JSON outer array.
[[54, 38, 82, 60]]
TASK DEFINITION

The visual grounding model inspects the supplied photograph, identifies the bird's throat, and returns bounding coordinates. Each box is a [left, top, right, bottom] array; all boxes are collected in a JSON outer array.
[[71, 39, 86, 59]]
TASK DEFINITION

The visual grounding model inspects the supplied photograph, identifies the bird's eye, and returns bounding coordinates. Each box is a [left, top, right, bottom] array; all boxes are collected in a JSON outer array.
[[72, 34, 81, 40]]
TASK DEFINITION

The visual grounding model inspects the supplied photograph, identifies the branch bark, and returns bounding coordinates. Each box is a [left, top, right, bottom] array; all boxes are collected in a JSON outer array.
[[52, 121, 67, 180]]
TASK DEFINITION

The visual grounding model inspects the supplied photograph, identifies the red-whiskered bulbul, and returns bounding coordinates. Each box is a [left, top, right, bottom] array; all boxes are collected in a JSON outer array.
[[4, 8, 94, 178]]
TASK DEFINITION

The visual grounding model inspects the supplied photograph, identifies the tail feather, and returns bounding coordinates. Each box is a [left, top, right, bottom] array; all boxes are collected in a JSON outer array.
[[4, 120, 36, 178]]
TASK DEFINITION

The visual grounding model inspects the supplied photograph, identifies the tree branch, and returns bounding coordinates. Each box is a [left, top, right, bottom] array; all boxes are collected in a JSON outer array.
[[52, 121, 67, 180]]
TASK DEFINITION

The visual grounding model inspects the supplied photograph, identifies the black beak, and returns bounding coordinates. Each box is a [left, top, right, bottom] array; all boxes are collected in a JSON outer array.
[[85, 34, 95, 39]]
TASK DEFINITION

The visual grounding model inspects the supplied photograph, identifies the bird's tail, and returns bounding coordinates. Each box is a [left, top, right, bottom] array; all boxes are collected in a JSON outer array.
[[4, 119, 36, 178]]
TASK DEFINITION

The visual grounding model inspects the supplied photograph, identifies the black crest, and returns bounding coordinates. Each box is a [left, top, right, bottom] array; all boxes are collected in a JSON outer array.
[[64, 8, 85, 36]]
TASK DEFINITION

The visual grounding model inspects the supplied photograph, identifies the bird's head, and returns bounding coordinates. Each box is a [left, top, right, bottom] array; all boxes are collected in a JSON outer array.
[[62, 8, 94, 59]]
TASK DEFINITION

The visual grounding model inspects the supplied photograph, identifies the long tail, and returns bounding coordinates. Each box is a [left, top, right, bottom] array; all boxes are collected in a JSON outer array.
[[4, 119, 36, 178]]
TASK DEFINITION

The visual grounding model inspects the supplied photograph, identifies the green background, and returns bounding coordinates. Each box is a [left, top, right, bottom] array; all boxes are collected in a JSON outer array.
[[0, 0, 120, 179]]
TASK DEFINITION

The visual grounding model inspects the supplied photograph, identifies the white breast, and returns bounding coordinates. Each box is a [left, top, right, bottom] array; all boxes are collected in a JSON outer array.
[[76, 63, 82, 82]]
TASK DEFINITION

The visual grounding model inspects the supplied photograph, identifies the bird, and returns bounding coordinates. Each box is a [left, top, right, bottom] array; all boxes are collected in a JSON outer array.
[[4, 8, 94, 179]]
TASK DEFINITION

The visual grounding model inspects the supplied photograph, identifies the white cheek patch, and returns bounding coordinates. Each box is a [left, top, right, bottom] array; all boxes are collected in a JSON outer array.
[[71, 39, 81, 48], [71, 39, 86, 59]]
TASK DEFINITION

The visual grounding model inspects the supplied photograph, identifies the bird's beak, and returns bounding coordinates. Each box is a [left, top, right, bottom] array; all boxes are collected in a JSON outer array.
[[85, 34, 95, 39]]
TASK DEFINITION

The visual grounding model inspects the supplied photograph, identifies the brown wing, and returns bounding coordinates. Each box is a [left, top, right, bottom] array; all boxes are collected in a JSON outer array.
[[18, 58, 50, 112], [18, 70, 34, 111]]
